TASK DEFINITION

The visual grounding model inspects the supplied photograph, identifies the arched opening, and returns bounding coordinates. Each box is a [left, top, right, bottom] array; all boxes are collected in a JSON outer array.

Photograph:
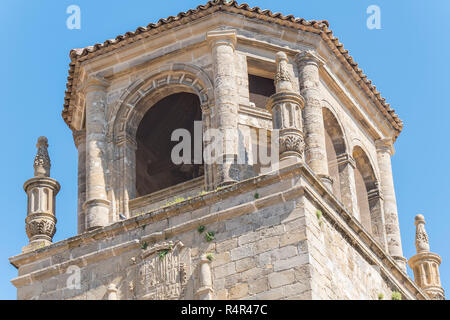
[[135, 92, 203, 197], [323, 108, 346, 201], [352, 146, 377, 234]]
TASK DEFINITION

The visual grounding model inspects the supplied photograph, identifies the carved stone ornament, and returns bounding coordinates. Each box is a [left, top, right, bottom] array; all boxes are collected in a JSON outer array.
[[132, 241, 191, 300], [279, 134, 305, 156], [34, 136, 51, 177]]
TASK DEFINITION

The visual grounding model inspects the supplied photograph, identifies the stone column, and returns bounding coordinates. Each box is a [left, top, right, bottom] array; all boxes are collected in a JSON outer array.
[[267, 52, 305, 167], [408, 214, 445, 300], [73, 130, 86, 234], [206, 29, 239, 187], [337, 153, 359, 219], [116, 134, 137, 219], [296, 51, 332, 190], [196, 254, 214, 300], [375, 138, 406, 270], [84, 76, 110, 230], [201, 103, 214, 191], [23, 137, 60, 253]]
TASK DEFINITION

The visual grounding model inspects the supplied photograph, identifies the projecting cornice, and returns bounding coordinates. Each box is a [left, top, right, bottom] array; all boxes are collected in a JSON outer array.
[[62, 0, 403, 140]]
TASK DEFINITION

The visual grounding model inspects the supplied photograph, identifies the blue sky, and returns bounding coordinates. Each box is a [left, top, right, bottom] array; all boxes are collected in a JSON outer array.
[[1, 0, 448, 300]]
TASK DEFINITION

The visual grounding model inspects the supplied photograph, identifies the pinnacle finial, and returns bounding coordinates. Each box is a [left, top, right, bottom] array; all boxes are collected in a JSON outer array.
[[414, 214, 430, 253], [274, 51, 294, 92], [34, 136, 51, 177]]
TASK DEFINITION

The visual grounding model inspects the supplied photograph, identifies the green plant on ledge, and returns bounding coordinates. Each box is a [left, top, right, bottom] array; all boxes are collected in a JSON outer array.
[[316, 209, 323, 227], [141, 241, 148, 250], [254, 192, 259, 199], [165, 197, 186, 207], [197, 225, 205, 233], [205, 231, 215, 242], [378, 293, 384, 300], [158, 249, 170, 260], [206, 253, 214, 261], [391, 291, 402, 300]]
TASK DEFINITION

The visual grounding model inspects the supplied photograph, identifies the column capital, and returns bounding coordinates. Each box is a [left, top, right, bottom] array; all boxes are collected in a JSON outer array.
[[206, 29, 237, 49], [336, 153, 356, 168], [73, 130, 86, 148], [375, 138, 395, 155], [295, 50, 325, 68], [115, 132, 137, 150], [84, 75, 110, 93]]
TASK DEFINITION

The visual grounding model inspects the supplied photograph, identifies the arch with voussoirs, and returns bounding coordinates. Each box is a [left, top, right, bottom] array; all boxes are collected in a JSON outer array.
[[111, 63, 215, 219]]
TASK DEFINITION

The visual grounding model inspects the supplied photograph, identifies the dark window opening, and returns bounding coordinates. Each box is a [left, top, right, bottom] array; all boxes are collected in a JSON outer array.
[[248, 74, 275, 110], [135, 92, 203, 197]]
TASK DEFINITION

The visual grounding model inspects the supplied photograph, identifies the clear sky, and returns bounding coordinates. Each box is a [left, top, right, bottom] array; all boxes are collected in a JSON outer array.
[[1, 0, 448, 300]]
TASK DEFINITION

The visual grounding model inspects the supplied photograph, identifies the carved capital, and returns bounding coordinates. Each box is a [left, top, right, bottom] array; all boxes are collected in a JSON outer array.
[[414, 214, 430, 253]]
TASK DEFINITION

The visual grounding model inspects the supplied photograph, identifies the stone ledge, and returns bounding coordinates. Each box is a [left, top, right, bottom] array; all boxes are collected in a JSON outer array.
[[9, 162, 427, 300]]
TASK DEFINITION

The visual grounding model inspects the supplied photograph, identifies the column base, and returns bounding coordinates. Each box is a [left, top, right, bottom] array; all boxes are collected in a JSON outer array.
[[84, 198, 110, 230]]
